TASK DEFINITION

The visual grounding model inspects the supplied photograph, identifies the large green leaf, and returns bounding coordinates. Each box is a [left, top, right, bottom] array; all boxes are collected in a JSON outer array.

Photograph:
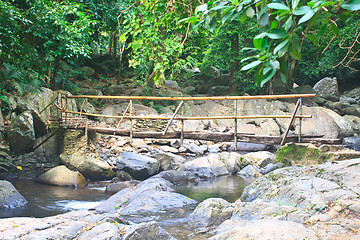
[[253, 38, 263, 50], [293, 6, 311, 15], [342, 0, 360, 11], [298, 9, 315, 24], [241, 60, 262, 71], [261, 68, 277, 87], [268, 3, 290, 10], [266, 28, 287, 39], [292, 0, 300, 10], [274, 39, 289, 55]]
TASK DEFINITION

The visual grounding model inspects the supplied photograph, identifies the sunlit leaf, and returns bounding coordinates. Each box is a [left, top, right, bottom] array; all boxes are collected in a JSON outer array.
[[267, 28, 287, 39], [293, 6, 311, 15], [274, 39, 289, 55], [298, 9, 315, 25], [253, 38, 263, 50], [246, 7, 255, 18], [342, 0, 360, 11], [241, 60, 262, 71], [292, 0, 300, 9], [268, 3, 290, 10]]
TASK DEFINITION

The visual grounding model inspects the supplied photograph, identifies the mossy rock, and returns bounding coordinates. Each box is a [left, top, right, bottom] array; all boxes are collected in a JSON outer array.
[[276, 143, 330, 167]]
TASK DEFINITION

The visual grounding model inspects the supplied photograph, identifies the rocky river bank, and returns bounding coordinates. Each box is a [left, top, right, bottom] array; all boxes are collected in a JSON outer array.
[[1, 157, 360, 239], [1, 77, 360, 239]]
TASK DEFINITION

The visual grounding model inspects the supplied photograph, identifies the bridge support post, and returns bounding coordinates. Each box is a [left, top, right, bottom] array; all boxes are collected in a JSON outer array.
[[130, 99, 133, 143], [298, 98, 302, 143], [234, 100, 238, 151]]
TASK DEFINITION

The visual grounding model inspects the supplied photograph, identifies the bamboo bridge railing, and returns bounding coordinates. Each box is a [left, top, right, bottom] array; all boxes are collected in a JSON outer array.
[[52, 93, 341, 149]]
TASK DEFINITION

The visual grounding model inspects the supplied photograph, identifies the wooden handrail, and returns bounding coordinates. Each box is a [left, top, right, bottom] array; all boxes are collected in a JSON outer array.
[[64, 93, 316, 101]]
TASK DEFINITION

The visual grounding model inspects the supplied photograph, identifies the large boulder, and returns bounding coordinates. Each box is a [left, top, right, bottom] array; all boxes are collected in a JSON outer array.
[[37, 165, 87, 188], [60, 154, 115, 180], [210, 219, 318, 240], [179, 154, 230, 180], [188, 198, 233, 232], [116, 152, 159, 180], [313, 77, 339, 101], [0, 180, 27, 208], [7, 111, 35, 154], [241, 158, 360, 210], [96, 178, 197, 215]]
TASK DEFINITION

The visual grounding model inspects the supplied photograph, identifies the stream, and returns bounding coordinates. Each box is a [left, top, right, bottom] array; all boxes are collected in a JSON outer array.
[[0, 175, 250, 239]]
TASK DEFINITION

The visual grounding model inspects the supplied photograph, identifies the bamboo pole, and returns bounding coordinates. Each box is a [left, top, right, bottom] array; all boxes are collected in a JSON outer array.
[[181, 104, 184, 146], [65, 96, 68, 125], [114, 101, 131, 133], [163, 101, 184, 135], [130, 99, 133, 142], [75, 99, 86, 129], [234, 100, 238, 151], [281, 99, 301, 146], [65, 93, 316, 101], [298, 98, 302, 143], [54, 105, 312, 120]]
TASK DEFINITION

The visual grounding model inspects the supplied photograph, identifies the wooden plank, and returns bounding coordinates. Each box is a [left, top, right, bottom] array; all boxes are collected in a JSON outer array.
[[67, 126, 331, 145], [65, 94, 316, 101]]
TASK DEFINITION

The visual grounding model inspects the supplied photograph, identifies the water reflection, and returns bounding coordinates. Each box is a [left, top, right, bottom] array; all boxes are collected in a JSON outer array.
[[0, 180, 109, 218], [174, 175, 251, 203]]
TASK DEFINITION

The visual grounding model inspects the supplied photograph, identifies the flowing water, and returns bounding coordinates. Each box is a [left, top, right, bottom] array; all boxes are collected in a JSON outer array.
[[0, 175, 250, 239]]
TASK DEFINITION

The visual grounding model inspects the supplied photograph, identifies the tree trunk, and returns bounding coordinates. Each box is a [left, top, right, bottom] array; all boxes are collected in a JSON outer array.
[[228, 32, 239, 94]]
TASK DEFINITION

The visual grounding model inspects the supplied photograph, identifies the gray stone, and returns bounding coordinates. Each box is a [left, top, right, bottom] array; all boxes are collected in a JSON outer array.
[[151, 170, 189, 183], [78, 222, 121, 240], [104, 85, 124, 96], [37, 165, 87, 188], [244, 151, 276, 169], [210, 219, 318, 240], [179, 154, 229, 180], [60, 154, 115, 180], [237, 165, 262, 179], [164, 80, 180, 89], [158, 145, 178, 154], [7, 111, 35, 154], [116, 152, 159, 180], [154, 152, 186, 171], [262, 162, 283, 174], [241, 159, 360, 211], [313, 77, 339, 101], [0, 180, 27, 208], [343, 136, 360, 151], [105, 180, 140, 194], [208, 144, 221, 153], [122, 221, 175, 240], [189, 198, 233, 232], [96, 178, 197, 215], [188, 143, 207, 155]]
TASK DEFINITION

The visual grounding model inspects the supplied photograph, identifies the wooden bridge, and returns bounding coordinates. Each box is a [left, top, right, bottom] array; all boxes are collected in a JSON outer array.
[[48, 93, 341, 150]]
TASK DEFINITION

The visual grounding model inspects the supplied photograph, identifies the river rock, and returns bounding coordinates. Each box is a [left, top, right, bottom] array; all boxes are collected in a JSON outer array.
[[189, 198, 233, 232], [78, 222, 121, 240], [7, 111, 35, 154], [313, 77, 339, 101], [154, 152, 186, 171], [218, 152, 243, 174], [188, 143, 207, 155], [241, 158, 360, 211], [0, 180, 27, 208], [276, 143, 326, 166], [116, 152, 159, 180], [122, 221, 175, 240], [237, 165, 262, 179], [243, 151, 276, 169], [179, 154, 229, 180], [60, 154, 115, 180], [105, 180, 140, 194], [96, 178, 197, 215], [37, 165, 87, 188], [151, 170, 189, 183], [210, 219, 318, 240], [343, 136, 360, 151]]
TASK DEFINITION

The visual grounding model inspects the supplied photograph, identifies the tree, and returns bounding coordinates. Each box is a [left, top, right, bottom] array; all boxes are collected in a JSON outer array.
[[188, 0, 360, 93]]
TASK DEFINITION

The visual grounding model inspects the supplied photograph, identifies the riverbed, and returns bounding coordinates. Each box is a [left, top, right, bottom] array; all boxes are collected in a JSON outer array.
[[0, 175, 250, 239]]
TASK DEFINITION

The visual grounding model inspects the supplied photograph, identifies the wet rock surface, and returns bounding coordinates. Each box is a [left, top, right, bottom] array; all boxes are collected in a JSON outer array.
[[0, 180, 27, 208]]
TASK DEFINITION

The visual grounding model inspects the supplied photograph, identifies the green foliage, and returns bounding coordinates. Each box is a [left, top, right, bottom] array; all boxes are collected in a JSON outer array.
[[191, 0, 360, 90], [0, 0, 94, 94]]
